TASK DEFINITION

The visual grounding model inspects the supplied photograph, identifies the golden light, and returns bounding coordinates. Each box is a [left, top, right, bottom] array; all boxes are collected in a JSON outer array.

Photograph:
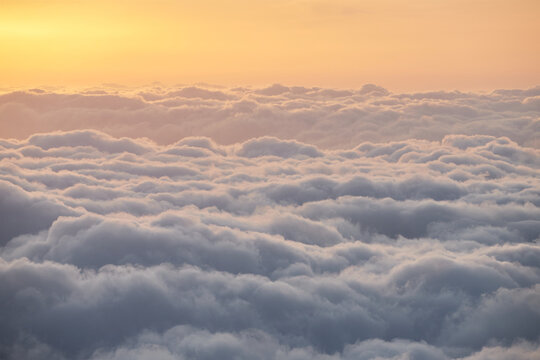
[[0, 0, 538, 91]]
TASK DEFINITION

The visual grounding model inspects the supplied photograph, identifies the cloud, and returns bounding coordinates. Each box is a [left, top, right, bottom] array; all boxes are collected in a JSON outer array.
[[27, 130, 153, 155], [237, 137, 323, 158], [1, 84, 539, 148], [0, 101, 538, 359], [0, 180, 76, 245]]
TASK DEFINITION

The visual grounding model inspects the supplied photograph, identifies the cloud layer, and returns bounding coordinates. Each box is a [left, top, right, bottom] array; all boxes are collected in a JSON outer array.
[[1, 84, 539, 148], [0, 125, 538, 359]]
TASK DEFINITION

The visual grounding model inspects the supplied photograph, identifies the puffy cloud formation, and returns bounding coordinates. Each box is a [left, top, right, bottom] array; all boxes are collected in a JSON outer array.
[[0, 84, 539, 148], [0, 128, 538, 359]]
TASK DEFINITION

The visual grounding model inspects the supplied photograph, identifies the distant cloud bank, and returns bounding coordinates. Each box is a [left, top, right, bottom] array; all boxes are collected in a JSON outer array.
[[1, 84, 538, 148], [0, 85, 539, 359]]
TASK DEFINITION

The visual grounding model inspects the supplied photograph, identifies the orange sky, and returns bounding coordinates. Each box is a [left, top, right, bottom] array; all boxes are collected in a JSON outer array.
[[1, 0, 539, 91]]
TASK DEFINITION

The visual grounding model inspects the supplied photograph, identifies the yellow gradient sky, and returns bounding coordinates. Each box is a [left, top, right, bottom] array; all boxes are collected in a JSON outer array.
[[1, 0, 539, 91]]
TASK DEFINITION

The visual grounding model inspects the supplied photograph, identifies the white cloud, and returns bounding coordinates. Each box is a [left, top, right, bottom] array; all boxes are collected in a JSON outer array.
[[1, 84, 539, 148], [0, 86, 539, 359]]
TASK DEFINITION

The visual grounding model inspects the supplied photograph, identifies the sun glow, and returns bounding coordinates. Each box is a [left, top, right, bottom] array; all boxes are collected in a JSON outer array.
[[1, 0, 539, 91]]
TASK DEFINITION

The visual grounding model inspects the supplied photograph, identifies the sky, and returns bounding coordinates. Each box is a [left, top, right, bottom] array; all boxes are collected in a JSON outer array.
[[1, 0, 539, 91]]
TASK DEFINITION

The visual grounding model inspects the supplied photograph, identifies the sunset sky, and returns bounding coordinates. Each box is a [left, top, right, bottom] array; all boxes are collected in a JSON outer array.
[[1, 0, 539, 91]]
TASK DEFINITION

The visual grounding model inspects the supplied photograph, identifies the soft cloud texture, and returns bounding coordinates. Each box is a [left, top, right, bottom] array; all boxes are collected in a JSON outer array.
[[1, 84, 539, 148], [0, 122, 538, 359]]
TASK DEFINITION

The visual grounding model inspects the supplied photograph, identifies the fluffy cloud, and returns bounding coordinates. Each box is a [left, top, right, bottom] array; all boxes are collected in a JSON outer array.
[[1, 84, 539, 148], [0, 94, 539, 359]]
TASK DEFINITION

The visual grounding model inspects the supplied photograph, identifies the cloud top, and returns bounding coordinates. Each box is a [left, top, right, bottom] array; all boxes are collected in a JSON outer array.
[[1, 84, 539, 148], [0, 128, 538, 359]]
